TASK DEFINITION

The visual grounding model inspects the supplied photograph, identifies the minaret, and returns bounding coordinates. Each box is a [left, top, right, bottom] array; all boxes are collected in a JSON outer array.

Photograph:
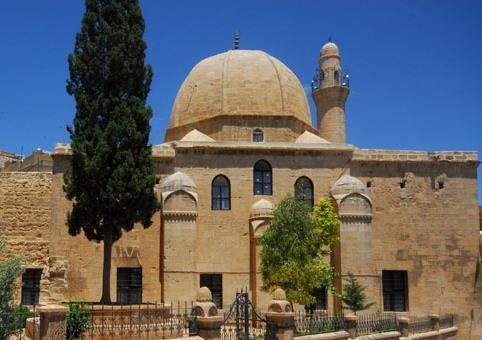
[[312, 41, 349, 143]]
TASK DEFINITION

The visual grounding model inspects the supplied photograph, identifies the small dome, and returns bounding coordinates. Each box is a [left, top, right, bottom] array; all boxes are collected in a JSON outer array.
[[250, 199, 274, 218], [330, 175, 368, 199], [320, 42, 339, 58], [162, 172, 196, 192], [295, 130, 330, 144], [196, 286, 213, 302], [180, 129, 215, 142]]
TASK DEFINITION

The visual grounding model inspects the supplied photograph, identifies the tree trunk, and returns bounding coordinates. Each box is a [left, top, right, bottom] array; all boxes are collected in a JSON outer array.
[[100, 224, 113, 304]]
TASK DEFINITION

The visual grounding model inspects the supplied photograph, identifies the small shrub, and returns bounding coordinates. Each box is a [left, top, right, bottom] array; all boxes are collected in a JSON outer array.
[[66, 302, 91, 340], [11, 305, 34, 331]]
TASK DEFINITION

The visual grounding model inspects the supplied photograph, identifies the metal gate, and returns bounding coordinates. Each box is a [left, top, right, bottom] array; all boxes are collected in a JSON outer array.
[[221, 291, 276, 340]]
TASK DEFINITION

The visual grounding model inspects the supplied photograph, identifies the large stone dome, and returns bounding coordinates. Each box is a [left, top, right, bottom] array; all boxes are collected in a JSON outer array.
[[166, 50, 312, 141]]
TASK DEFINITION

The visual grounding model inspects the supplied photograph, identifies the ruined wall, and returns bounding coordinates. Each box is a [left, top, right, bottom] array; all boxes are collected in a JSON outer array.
[[0, 172, 52, 302], [351, 149, 480, 339], [0, 150, 22, 170]]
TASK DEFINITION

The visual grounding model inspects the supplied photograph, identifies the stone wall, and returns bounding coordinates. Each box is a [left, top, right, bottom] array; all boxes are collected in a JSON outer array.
[[0, 172, 52, 302], [351, 157, 480, 339]]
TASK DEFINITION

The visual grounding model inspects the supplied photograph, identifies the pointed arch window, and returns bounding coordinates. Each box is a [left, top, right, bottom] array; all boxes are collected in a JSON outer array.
[[212, 175, 230, 210], [254, 160, 272, 195], [295, 176, 314, 207]]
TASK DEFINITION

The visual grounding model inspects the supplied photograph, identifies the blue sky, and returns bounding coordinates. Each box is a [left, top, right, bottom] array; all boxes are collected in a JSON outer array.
[[0, 1, 480, 201]]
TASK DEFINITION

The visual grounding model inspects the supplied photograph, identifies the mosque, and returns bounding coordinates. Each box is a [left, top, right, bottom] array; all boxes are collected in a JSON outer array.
[[0, 41, 480, 338]]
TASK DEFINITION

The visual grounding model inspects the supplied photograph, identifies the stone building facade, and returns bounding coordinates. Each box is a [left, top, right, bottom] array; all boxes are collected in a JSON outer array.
[[0, 42, 481, 338]]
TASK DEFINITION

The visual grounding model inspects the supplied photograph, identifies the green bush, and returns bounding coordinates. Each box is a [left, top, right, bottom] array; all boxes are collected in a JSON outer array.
[[66, 302, 91, 340], [11, 305, 34, 331]]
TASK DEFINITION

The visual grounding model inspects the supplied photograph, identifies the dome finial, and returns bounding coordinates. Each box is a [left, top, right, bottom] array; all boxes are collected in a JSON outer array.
[[234, 31, 240, 50], [328, 35, 332, 43]]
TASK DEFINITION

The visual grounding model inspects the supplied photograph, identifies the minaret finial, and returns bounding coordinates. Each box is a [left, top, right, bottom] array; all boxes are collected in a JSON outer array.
[[234, 31, 240, 50], [328, 35, 332, 43]]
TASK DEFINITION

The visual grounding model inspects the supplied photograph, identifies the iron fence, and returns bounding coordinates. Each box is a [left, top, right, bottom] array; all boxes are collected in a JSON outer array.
[[0, 304, 38, 340], [294, 311, 345, 336], [439, 315, 454, 329], [221, 291, 276, 340], [356, 312, 398, 336], [407, 316, 433, 335], [64, 301, 197, 339]]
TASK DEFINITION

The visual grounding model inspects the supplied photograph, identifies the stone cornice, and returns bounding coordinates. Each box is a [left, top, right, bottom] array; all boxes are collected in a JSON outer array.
[[168, 141, 356, 155], [353, 149, 479, 165]]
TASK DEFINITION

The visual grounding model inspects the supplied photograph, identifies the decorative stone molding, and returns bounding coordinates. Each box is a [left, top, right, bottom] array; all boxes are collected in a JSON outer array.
[[194, 287, 218, 317], [193, 287, 223, 340], [267, 288, 292, 313], [249, 199, 274, 220], [162, 210, 198, 220], [265, 288, 295, 340]]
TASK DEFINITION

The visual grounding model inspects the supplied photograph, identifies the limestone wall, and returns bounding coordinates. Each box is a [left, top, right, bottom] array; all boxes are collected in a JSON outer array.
[[0, 172, 52, 302], [351, 159, 480, 339], [170, 148, 351, 308]]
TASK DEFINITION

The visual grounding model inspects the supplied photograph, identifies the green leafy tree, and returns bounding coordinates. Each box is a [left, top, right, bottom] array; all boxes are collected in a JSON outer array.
[[0, 235, 25, 339], [259, 197, 340, 306], [342, 272, 374, 314], [65, 0, 159, 304]]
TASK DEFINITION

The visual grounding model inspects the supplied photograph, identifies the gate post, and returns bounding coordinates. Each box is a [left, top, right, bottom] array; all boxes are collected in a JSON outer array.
[[193, 287, 223, 340], [38, 304, 69, 340], [264, 288, 295, 340], [430, 314, 440, 331], [398, 317, 410, 337], [344, 314, 357, 339]]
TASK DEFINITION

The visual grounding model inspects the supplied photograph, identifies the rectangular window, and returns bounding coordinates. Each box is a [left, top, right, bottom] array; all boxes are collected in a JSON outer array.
[[21, 269, 42, 305], [307, 287, 326, 311], [382, 270, 408, 311], [117, 267, 142, 304], [200, 274, 222, 308]]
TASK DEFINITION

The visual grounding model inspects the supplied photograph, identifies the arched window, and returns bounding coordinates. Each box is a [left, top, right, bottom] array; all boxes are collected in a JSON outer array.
[[212, 175, 230, 210], [334, 70, 340, 84], [320, 70, 325, 81], [252, 129, 264, 142], [253, 160, 272, 195], [295, 176, 314, 207]]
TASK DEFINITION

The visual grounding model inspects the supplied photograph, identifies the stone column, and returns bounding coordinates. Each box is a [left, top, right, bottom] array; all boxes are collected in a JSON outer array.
[[398, 317, 410, 337], [344, 314, 357, 339], [193, 287, 223, 340], [38, 304, 69, 340], [264, 288, 295, 340], [430, 314, 440, 331]]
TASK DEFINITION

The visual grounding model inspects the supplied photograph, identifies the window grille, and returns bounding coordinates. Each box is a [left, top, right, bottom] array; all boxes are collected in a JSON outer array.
[[200, 274, 223, 308], [21, 269, 42, 305], [254, 160, 272, 195], [252, 129, 264, 142], [212, 175, 231, 210], [117, 267, 142, 304], [382, 270, 408, 311], [295, 176, 314, 207]]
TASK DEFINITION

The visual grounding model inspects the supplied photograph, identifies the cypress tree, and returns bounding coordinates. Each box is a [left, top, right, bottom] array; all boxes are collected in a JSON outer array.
[[65, 0, 159, 304], [342, 272, 374, 314]]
